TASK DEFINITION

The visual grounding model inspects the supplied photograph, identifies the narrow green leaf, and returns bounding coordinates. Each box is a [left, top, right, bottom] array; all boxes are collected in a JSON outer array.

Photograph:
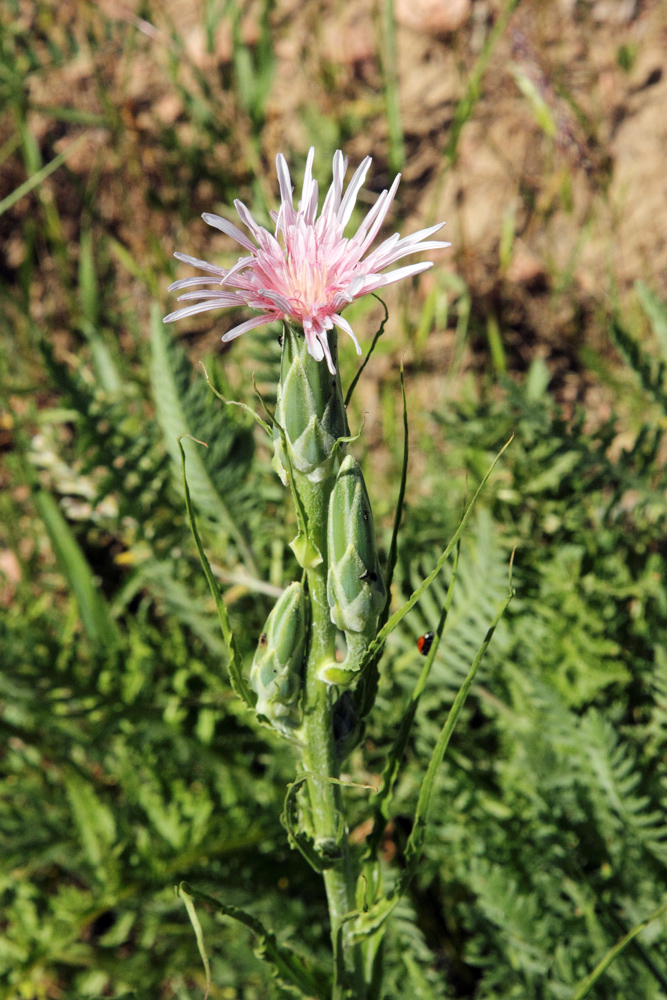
[[79, 226, 121, 394], [345, 296, 388, 408], [383, 359, 409, 608], [347, 893, 399, 943], [443, 0, 520, 168], [79, 225, 99, 330], [177, 886, 211, 1000], [108, 235, 160, 296], [0, 133, 87, 216], [178, 436, 255, 709], [366, 544, 460, 859], [358, 437, 513, 678], [636, 281, 667, 363], [404, 584, 513, 872], [0, 132, 21, 169], [349, 553, 512, 942], [281, 776, 337, 874], [179, 883, 328, 1000], [380, 0, 405, 173], [510, 64, 557, 137], [33, 489, 117, 648], [571, 901, 667, 1000], [355, 359, 409, 720], [30, 104, 108, 126], [200, 361, 272, 436], [150, 303, 259, 574]]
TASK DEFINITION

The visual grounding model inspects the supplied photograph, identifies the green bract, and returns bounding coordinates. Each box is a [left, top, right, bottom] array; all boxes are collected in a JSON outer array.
[[321, 454, 385, 685], [273, 322, 348, 486], [249, 582, 307, 736]]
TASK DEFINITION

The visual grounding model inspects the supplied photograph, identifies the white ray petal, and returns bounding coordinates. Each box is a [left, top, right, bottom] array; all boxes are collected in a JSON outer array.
[[221, 255, 255, 284], [396, 221, 447, 245], [355, 173, 401, 252], [319, 333, 336, 374], [301, 318, 323, 360], [299, 146, 315, 215], [202, 213, 257, 251], [307, 180, 319, 225], [332, 313, 362, 354], [338, 155, 372, 229], [176, 290, 245, 304], [356, 261, 433, 295], [320, 150, 347, 224], [345, 275, 368, 298], [168, 277, 224, 291], [276, 153, 296, 224], [234, 199, 267, 239], [363, 238, 450, 272], [221, 313, 275, 342], [256, 288, 293, 314], [350, 189, 388, 246], [164, 300, 232, 323], [173, 252, 227, 275]]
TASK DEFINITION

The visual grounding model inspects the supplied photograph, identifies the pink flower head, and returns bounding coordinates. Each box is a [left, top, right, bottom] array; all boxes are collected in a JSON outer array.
[[164, 148, 450, 374]]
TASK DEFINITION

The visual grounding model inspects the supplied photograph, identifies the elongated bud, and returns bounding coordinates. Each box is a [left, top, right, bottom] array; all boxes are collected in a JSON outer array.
[[321, 455, 385, 685], [327, 455, 385, 632], [273, 323, 348, 486], [250, 582, 307, 736]]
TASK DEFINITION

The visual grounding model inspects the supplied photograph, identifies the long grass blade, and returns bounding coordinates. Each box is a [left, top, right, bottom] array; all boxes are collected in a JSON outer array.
[[33, 489, 118, 648], [571, 901, 667, 1000], [404, 582, 513, 873], [178, 435, 255, 709], [281, 776, 336, 874], [150, 302, 259, 575], [78, 226, 121, 394], [427, 0, 520, 224], [358, 437, 513, 678], [355, 357, 409, 719], [345, 296, 389, 408], [200, 361, 272, 436], [366, 544, 460, 858], [0, 134, 87, 217], [180, 883, 328, 1000], [380, 0, 405, 173], [382, 358, 409, 609], [178, 886, 211, 1000]]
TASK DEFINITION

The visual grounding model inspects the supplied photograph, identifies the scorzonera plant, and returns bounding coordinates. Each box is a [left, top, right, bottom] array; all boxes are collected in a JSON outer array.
[[165, 150, 511, 1000]]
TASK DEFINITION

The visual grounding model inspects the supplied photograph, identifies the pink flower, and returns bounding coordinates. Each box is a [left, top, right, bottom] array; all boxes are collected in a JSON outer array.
[[164, 148, 450, 374]]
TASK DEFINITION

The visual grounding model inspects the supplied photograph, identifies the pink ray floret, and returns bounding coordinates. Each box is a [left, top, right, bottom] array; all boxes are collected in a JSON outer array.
[[164, 148, 450, 373]]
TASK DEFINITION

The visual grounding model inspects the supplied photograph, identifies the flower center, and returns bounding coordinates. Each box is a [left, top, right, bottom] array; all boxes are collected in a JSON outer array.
[[278, 224, 349, 321]]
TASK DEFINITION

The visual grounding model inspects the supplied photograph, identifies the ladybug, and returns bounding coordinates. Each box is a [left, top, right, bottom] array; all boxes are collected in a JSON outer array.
[[417, 631, 435, 656]]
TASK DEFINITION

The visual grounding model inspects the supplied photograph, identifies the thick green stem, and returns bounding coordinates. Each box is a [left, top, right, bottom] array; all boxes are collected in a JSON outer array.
[[301, 563, 364, 1000], [276, 324, 365, 997]]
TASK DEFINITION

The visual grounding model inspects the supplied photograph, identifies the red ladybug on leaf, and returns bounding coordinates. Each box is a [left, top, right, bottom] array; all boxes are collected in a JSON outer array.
[[417, 631, 435, 656]]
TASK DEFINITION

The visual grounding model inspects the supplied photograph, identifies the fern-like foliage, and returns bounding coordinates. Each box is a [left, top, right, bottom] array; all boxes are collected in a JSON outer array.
[[39, 338, 176, 551]]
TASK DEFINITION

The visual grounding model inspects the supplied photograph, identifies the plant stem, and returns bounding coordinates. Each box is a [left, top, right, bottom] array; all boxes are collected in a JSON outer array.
[[278, 325, 365, 998], [301, 561, 364, 1000]]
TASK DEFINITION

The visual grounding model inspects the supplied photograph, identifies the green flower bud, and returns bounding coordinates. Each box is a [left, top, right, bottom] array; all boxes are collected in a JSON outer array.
[[320, 455, 385, 685], [249, 582, 307, 736], [327, 455, 385, 635], [273, 323, 348, 486]]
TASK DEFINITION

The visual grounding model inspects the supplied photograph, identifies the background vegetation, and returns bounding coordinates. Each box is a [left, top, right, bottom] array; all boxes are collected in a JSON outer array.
[[2, 1, 667, 997]]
